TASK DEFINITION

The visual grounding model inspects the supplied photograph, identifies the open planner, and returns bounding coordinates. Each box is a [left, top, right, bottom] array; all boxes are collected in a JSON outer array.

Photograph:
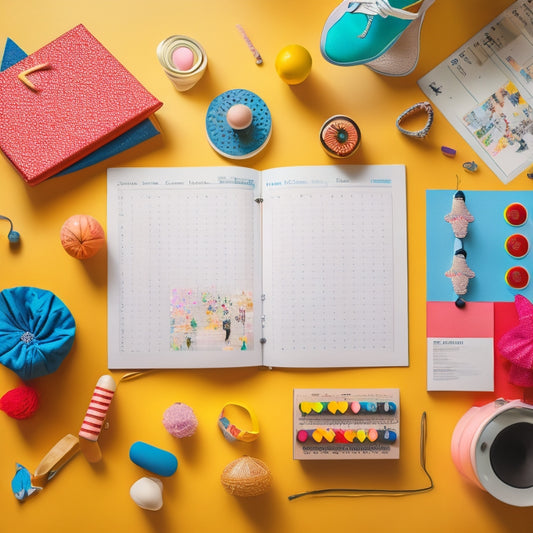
[[107, 165, 408, 369]]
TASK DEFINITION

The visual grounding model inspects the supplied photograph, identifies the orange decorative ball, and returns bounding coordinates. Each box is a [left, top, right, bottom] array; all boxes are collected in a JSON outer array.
[[60, 214, 105, 260]]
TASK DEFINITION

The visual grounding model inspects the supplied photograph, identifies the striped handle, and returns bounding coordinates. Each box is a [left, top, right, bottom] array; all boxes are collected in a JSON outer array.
[[79, 375, 116, 441]]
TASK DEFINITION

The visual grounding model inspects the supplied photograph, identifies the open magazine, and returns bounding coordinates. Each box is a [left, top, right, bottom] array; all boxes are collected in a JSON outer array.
[[419, 1, 533, 184], [107, 165, 408, 369]]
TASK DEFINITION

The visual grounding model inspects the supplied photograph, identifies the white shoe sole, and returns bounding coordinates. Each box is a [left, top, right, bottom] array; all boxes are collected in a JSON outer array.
[[366, 0, 435, 76]]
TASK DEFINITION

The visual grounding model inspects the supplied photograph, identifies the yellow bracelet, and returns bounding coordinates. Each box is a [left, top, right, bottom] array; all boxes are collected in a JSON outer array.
[[218, 402, 260, 443]]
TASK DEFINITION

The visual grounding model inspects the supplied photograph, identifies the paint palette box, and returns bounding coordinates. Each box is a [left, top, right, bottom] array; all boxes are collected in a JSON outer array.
[[293, 388, 400, 460]]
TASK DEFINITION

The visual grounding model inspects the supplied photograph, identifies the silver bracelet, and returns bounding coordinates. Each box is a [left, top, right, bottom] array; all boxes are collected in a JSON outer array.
[[396, 101, 434, 138]]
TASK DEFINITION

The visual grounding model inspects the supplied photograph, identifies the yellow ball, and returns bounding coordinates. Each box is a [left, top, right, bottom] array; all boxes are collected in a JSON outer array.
[[275, 44, 312, 85]]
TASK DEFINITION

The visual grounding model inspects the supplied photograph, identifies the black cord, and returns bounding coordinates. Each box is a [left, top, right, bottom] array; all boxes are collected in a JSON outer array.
[[288, 411, 434, 501]]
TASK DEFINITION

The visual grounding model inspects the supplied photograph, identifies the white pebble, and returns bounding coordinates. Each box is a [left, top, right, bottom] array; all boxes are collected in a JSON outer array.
[[130, 477, 163, 511]]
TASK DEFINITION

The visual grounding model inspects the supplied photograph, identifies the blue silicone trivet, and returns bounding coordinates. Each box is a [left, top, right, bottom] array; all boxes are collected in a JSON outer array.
[[205, 88, 272, 159]]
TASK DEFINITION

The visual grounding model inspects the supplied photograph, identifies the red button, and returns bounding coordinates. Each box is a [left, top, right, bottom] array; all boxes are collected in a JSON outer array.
[[504, 203, 528, 226], [505, 234, 529, 258], [297, 430, 308, 443], [506, 266, 530, 289]]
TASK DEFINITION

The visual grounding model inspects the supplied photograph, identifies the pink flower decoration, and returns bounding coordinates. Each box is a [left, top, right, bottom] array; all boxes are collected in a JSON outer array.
[[497, 294, 533, 387]]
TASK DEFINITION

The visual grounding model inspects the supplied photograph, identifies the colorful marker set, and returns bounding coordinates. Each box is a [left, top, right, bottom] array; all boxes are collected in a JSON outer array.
[[297, 427, 397, 445], [294, 389, 400, 460], [299, 400, 396, 416]]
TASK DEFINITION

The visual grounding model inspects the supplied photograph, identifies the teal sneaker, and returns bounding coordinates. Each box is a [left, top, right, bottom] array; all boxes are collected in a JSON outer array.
[[321, 0, 422, 66]]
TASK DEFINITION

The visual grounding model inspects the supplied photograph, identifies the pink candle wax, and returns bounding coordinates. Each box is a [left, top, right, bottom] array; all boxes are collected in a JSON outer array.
[[172, 46, 195, 71]]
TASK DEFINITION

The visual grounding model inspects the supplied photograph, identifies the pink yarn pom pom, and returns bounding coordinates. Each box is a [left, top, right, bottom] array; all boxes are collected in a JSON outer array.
[[0, 385, 40, 419], [162, 402, 198, 438]]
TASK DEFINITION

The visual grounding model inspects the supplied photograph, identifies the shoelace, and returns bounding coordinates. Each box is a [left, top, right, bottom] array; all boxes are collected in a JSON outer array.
[[345, 0, 419, 38], [346, 0, 420, 19]]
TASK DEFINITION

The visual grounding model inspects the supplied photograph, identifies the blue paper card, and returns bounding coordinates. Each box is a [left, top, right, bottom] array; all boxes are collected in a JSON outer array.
[[427, 190, 533, 302]]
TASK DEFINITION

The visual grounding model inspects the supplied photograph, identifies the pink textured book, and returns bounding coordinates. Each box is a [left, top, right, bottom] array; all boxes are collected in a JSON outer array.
[[0, 24, 163, 185]]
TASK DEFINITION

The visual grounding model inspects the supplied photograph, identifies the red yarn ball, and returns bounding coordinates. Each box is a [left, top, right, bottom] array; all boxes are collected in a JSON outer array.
[[0, 385, 40, 419]]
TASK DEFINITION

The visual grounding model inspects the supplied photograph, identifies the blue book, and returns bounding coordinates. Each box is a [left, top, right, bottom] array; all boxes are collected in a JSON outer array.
[[1, 37, 160, 178]]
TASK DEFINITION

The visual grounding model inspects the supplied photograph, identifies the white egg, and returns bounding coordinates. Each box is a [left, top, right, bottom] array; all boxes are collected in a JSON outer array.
[[130, 477, 163, 511]]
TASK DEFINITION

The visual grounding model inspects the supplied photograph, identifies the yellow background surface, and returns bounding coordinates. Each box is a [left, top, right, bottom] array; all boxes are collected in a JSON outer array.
[[1, 0, 531, 531]]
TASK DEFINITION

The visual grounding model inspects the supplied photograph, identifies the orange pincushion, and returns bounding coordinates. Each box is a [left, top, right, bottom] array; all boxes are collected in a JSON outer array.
[[60, 214, 105, 260], [320, 115, 361, 158]]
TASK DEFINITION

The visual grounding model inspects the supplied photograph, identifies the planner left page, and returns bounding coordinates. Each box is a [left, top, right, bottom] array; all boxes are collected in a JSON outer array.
[[107, 167, 263, 369]]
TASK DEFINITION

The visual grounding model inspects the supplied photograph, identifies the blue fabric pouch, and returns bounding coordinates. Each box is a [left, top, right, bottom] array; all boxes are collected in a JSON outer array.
[[0, 287, 76, 380]]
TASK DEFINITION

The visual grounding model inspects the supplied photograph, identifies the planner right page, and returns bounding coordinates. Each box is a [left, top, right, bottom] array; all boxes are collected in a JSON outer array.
[[260, 165, 408, 369]]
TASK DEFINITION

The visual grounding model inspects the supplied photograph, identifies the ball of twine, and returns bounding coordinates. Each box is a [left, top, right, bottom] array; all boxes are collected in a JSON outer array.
[[221, 456, 272, 497], [162, 402, 198, 438]]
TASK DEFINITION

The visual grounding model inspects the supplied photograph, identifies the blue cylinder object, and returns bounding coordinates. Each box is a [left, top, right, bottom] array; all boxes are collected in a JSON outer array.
[[129, 441, 178, 477]]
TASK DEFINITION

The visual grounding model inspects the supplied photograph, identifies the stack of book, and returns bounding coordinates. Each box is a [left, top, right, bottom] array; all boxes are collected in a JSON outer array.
[[0, 24, 163, 186]]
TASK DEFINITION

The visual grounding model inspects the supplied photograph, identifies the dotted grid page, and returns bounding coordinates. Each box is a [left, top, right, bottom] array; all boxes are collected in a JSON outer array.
[[107, 167, 263, 369], [261, 165, 408, 368]]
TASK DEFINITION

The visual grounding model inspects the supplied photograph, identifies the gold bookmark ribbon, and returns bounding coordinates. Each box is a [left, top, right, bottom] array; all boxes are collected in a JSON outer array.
[[18, 63, 51, 91]]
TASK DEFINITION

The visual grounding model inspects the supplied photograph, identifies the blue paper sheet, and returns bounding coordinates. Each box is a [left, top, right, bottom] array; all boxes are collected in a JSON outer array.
[[427, 190, 533, 302]]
